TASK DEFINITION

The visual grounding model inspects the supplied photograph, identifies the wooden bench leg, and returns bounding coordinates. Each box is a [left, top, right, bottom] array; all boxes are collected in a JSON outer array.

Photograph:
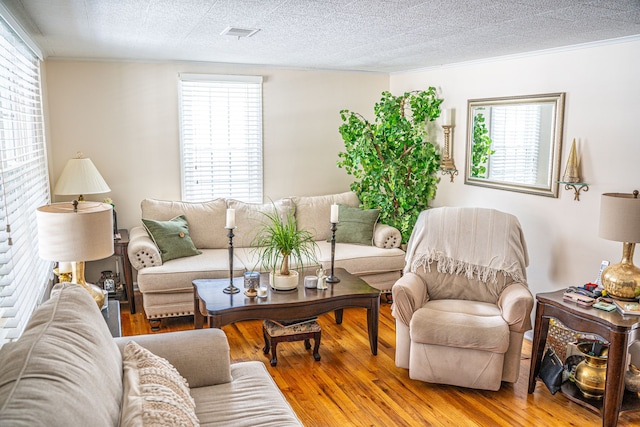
[[270, 340, 279, 367], [149, 318, 161, 332], [262, 328, 271, 355], [313, 331, 321, 361]]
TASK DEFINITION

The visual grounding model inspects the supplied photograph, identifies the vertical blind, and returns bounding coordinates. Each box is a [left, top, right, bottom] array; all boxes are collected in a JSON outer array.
[[0, 15, 50, 346], [179, 74, 263, 203], [489, 105, 541, 185]]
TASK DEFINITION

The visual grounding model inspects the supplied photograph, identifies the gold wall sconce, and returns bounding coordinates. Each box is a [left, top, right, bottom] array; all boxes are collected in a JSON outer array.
[[558, 139, 589, 201], [440, 108, 457, 182]]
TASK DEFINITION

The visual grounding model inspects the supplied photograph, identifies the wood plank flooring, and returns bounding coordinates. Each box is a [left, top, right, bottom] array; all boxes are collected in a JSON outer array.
[[120, 293, 640, 426]]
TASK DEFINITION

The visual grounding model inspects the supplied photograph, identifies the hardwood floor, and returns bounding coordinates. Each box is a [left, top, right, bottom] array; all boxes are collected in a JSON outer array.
[[121, 293, 640, 426]]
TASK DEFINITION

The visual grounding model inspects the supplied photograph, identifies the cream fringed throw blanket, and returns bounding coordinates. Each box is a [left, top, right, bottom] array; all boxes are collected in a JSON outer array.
[[404, 207, 529, 285]]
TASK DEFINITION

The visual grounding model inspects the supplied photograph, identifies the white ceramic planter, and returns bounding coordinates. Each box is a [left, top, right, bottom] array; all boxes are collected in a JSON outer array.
[[269, 270, 299, 291]]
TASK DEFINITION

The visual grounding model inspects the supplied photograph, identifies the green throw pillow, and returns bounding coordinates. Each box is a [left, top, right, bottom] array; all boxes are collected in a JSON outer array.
[[142, 215, 201, 262], [334, 204, 380, 245]]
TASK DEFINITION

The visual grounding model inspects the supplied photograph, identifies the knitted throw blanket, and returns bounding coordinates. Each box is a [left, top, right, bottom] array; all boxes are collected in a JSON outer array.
[[405, 207, 529, 285]]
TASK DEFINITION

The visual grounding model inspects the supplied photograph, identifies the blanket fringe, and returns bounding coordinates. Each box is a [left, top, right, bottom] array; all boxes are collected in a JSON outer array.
[[410, 251, 525, 284]]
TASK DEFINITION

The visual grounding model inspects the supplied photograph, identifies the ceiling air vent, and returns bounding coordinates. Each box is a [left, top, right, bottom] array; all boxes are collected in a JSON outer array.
[[220, 26, 260, 38]]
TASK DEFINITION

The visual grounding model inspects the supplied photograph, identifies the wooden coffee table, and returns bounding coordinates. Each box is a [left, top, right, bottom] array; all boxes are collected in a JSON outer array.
[[193, 268, 381, 355]]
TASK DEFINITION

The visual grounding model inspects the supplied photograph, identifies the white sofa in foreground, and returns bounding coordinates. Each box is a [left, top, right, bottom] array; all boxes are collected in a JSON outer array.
[[128, 192, 405, 327], [0, 283, 302, 426]]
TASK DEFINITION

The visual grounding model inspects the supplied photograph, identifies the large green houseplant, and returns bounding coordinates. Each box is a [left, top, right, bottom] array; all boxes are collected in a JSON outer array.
[[251, 208, 318, 290], [337, 89, 443, 243]]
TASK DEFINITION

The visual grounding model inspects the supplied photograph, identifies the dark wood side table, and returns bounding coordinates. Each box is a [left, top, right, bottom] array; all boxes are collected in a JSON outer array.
[[113, 229, 136, 314], [528, 290, 640, 427]]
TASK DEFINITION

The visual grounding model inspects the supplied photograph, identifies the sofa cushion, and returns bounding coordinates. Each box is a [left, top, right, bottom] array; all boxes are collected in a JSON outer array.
[[141, 198, 228, 249], [410, 300, 510, 353], [121, 340, 199, 427], [334, 204, 379, 245], [142, 215, 202, 262], [292, 192, 360, 241], [226, 198, 294, 248], [315, 241, 405, 275], [191, 361, 303, 426], [0, 283, 123, 426], [136, 249, 245, 293]]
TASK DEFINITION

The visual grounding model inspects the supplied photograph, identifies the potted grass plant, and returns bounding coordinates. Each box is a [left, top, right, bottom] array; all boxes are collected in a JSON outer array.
[[251, 208, 319, 291]]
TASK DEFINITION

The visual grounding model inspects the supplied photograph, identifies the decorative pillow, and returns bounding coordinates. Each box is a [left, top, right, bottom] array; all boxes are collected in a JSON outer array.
[[120, 340, 199, 427], [142, 215, 201, 262], [334, 204, 380, 245]]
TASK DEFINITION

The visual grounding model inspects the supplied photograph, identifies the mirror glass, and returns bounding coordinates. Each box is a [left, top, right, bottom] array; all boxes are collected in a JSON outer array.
[[465, 93, 565, 197]]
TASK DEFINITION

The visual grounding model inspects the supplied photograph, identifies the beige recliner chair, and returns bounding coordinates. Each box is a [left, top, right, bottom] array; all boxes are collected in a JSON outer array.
[[392, 207, 534, 391]]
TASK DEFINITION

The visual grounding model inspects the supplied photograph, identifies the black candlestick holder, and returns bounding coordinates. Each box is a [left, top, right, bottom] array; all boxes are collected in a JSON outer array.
[[326, 222, 340, 283], [223, 227, 240, 294]]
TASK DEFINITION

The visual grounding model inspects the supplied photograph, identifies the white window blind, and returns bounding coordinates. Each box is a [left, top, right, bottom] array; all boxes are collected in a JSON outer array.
[[489, 105, 541, 185], [179, 74, 263, 203], [0, 15, 51, 347]]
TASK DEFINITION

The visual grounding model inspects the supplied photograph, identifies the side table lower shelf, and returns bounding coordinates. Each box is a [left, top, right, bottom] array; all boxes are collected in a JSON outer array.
[[560, 381, 640, 415]]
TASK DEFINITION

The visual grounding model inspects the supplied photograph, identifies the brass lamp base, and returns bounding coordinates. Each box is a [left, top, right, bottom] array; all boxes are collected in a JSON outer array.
[[71, 261, 106, 309], [602, 242, 640, 299]]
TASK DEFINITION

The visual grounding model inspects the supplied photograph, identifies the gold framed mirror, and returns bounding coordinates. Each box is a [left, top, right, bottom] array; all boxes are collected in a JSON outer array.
[[465, 93, 565, 197]]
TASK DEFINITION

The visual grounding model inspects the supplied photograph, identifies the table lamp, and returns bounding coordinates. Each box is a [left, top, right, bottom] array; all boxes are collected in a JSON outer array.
[[598, 190, 640, 299], [36, 200, 114, 308], [53, 152, 111, 201]]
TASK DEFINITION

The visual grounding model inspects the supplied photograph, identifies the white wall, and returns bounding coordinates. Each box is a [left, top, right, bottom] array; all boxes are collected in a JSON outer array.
[[390, 37, 640, 298], [44, 61, 389, 231], [44, 61, 388, 281]]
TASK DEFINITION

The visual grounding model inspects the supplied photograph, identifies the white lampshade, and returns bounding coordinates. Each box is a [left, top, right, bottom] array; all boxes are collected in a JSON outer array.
[[53, 153, 111, 197], [598, 192, 640, 243], [36, 202, 114, 262]]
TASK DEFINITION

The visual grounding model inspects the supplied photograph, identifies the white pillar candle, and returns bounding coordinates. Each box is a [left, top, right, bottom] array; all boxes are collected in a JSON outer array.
[[330, 204, 339, 223], [442, 108, 453, 126], [226, 208, 235, 228]]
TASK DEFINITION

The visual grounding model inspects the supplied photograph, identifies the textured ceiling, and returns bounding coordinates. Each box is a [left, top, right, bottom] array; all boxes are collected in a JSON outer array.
[[3, 0, 640, 72]]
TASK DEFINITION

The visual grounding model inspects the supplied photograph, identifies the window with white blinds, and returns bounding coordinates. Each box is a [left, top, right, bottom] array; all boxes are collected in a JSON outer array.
[[179, 74, 263, 203], [488, 105, 542, 185], [0, 14, 51, 346]]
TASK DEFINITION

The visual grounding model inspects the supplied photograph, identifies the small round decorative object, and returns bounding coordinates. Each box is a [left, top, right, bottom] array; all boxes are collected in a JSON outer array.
[[625, 363, 640, 396], [243, 271, 260, 297]]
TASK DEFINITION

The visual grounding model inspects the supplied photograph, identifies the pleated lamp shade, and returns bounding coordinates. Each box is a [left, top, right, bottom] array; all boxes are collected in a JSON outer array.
[[36, 202, 114, 262], [53, 155, 111, 197], [599, 192, 640, 243]]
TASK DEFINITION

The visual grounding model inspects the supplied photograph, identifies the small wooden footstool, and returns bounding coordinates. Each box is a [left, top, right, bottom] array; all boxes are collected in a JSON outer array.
[[262, 319, 321, 367]]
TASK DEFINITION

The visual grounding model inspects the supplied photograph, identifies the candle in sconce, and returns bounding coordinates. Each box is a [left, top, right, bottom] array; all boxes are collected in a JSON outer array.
[[330, 204, 339, 223], [226, 208, 236, 229], [442, 108, 453, 126]]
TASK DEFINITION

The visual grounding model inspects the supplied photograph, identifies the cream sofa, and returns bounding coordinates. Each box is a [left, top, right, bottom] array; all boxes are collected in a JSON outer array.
[[128, 192, 405, 326], [0, 283, 302, 426]]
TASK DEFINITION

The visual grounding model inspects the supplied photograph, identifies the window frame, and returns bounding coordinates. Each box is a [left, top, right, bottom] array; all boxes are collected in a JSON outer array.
[[178, 73, 263, 203]]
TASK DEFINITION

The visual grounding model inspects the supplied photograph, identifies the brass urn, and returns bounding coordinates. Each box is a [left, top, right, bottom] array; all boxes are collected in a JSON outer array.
[[574, 342, 608, 399], [625, 364, 640, 396]]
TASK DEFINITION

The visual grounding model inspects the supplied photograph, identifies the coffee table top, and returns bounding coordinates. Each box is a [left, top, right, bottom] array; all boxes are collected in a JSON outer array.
[[193, 268, 379, 315]]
